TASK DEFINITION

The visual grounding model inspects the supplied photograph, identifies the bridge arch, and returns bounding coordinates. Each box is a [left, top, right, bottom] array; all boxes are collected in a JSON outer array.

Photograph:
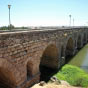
[[65, 37, 74, 58], [0, 59, 20, 88], [27, 59, 39, 80], [74, 40, 77, 48], [83, 33, 87, 44], [61, 46, 64, 58], [40, 44, 59, 69], [87, 34, 88, 42], [77, 34, 82, 49], [60, 45, 65, 65], [39, 43, 59, 81], [27, 61, 33, 79]]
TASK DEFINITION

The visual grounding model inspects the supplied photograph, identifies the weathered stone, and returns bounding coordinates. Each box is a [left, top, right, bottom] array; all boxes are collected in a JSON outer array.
[[0, 27, 87, 88], [39, 81, 46, 86]]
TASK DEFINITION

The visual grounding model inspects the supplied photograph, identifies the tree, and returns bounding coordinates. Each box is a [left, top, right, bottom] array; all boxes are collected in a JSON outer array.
[[8, 24, 14, 30], [0, 26, 8, 30]]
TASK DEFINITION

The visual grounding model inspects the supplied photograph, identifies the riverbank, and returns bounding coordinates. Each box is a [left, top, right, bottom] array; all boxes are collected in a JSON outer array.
[[32, 64, 88, 88], [68, 44, 88, 73], [32, 81, 81, 88], [54, 65, 88, 87]]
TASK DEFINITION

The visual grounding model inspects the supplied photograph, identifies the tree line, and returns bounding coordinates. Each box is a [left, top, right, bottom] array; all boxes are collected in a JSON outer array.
[[0, 24, 28, 30]]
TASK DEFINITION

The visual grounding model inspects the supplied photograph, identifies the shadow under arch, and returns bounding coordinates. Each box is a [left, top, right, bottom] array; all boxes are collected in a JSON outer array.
[[65, 37, 74, 63], [77, 34, 82, 49], [27, 60, 34, 80], [60, 45, 65, 65], [83, 33, 87, 45], [40, 44, 59, 82], [0, 59, 20, 88], [87, 34, 88, 42], [61, 45, 64, 58]]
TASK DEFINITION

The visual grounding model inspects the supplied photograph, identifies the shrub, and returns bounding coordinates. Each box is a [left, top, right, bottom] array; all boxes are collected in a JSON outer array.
[[55, 64, 88, 87]]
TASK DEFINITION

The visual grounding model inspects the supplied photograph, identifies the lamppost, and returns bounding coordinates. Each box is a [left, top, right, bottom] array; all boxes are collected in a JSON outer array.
[[69, 15, 71, 26], [8, 5, 11, 30]]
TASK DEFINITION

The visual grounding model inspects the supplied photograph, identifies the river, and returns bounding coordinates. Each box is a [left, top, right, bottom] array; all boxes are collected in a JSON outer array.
[[68, 44, 88, 72]]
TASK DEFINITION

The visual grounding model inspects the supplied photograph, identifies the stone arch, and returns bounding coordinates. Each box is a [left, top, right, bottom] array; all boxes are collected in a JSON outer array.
[[65, 37, 74, 57], [61, 46, 64, 58], [27, 60, 33, 79], [74, 40, 77, 48], [87, 34, 88, 42], [83, 33, 87, 44], [39, 43, 59, 81], [40, 44, 59, 69], [60, 45, 65, 65], [26, 58, 40, 81], [0, 59, 20, 88], [77, 34, 82, 49]]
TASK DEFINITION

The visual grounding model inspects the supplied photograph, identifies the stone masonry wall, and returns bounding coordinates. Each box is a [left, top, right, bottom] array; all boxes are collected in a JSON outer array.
[[0, 27, 87, 88]]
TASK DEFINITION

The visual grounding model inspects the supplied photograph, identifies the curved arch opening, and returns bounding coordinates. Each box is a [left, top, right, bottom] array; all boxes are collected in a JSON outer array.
[[27, 61, 33, 80], [61, 46, 64, 58], [0, 67, 15, 88], [77, 35, 82, 49], [75, 40, 77, 48], [83, 33, 87, 45], [87, 34, 88, 42], [60, 46, 65, 65], [65, 37, 74, 63], [40, 44, 58, 68], [40, 44, 59, 82]]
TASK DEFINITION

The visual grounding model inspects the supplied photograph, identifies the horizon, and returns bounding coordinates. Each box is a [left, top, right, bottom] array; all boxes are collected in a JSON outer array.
[[0, 0, 88, 27]]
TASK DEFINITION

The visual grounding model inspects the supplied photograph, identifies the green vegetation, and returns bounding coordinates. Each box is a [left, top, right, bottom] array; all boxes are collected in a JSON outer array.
[[0, 24, 14, 30], [0, 25, 28, 30], [0, 26, 9, 30], [55, 64, 88, 87]]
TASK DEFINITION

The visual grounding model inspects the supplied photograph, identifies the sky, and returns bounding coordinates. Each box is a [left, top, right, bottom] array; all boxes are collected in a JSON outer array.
[[0, 0, 88, 27]]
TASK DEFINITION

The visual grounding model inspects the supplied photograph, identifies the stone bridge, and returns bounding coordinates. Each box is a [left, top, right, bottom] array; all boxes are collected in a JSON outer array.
[[0, 27, 88, 88]]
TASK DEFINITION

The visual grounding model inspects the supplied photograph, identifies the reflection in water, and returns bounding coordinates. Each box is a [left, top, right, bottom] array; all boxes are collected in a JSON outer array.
[[68, 44, 88, 72]]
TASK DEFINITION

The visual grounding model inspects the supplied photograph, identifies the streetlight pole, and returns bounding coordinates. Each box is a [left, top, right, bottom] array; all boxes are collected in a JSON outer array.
[[8, 5, 11, 30], [69, 15, 71, 26]]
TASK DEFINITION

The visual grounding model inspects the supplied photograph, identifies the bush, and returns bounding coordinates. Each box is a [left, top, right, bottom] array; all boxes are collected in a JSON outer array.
[[55, 64, 88, 87]]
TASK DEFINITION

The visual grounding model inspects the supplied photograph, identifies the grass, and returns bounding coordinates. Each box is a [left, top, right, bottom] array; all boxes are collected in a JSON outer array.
[[54, 64, 88, 87]]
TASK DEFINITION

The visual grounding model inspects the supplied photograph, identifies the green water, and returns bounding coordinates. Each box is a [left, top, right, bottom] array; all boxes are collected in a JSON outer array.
[[68, 44, 88, 72]]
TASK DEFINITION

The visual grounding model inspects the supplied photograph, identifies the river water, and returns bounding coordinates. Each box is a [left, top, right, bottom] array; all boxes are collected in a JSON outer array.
[[68, 44, 88, 73]]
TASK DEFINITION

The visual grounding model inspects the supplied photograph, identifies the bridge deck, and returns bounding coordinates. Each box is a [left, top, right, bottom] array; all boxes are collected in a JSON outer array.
[[0, 26, 87, 35]]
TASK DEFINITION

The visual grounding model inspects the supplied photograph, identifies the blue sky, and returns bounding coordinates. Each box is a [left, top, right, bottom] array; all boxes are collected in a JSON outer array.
[[0, 0, 88, 27]]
